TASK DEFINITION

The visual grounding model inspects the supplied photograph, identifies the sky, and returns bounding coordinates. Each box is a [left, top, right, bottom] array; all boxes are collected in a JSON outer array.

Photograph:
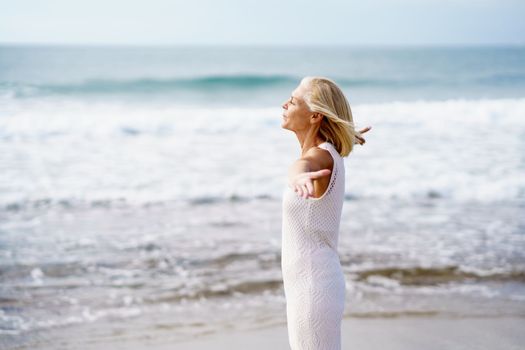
[[0, 0, 524, 46]]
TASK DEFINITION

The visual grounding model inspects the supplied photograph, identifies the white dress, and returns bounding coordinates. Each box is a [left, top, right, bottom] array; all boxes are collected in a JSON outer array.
[[281, 141, 346, 350]]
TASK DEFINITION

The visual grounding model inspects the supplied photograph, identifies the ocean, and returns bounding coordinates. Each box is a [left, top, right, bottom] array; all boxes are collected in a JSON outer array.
[[1, 45, 524, 348]]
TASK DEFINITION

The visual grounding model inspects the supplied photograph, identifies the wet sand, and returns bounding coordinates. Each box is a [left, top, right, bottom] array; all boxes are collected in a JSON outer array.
[[179, 316, 525, 350], [21, 316, 525, 350]]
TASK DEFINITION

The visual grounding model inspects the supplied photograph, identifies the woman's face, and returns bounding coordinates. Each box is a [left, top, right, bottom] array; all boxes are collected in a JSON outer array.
[[281, 82, 312, 132]]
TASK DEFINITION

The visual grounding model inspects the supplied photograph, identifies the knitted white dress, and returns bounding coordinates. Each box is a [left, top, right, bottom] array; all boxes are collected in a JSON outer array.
[[281, 141, 346, 350]]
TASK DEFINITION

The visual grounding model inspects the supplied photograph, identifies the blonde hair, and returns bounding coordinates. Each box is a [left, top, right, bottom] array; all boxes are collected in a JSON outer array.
[[301, 76, 360, 157]]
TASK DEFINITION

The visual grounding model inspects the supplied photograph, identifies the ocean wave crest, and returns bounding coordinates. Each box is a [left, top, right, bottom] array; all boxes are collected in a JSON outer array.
[[0, 74, 467, 98], [1, 75, 298, 98]]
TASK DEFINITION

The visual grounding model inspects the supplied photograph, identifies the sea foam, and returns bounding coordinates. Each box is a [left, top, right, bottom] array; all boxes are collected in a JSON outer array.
[[0, 97, 524, 206]]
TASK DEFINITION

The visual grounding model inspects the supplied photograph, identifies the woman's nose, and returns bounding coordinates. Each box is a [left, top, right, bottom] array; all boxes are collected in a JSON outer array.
[[282, 101, 288, 109]]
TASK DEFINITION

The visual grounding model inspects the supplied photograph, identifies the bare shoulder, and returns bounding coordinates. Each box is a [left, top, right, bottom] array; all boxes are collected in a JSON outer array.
[[301, 146, 333, 172]]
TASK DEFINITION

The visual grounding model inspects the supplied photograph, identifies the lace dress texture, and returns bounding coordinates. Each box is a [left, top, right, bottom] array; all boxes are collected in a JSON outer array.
[[281, 141, 346, 350]]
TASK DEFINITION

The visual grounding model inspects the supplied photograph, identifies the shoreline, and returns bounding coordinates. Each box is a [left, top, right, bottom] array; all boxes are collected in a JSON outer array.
[[17, 315, 525, 350], [178, 316, 525, 350]]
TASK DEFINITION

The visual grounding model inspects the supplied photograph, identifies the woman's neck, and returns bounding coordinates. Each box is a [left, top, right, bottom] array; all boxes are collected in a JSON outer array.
[[297, 127, 324, 156]]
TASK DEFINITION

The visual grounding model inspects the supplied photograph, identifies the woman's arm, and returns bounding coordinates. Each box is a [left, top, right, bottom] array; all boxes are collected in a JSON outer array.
[[288, 153, 331, 199]]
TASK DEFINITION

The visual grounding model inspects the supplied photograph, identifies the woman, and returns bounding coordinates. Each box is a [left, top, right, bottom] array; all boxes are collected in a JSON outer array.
[[281, 76, 370, 349]]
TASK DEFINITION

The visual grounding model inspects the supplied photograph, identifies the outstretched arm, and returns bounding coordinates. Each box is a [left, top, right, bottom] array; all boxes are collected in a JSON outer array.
[[288, 157, 331, 199]]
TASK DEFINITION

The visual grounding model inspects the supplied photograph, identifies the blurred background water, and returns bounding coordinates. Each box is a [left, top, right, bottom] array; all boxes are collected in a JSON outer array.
[[1, 45, 524, 348]]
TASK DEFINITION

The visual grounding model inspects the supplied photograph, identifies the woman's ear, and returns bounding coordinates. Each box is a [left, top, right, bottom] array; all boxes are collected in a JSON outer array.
[[311, 113, 323, 124]]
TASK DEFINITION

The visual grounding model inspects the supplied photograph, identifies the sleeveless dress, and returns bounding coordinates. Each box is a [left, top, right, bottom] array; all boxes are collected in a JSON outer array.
[[281, 141, 346, 350]]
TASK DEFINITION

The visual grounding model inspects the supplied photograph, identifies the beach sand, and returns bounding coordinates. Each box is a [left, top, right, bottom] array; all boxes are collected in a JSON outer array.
[[23, 316, 525, 350], [178, 316, 525, 350]]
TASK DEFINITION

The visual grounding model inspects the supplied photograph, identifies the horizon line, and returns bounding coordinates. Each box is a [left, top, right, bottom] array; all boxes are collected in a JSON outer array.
[[1, 41, 524, 49]]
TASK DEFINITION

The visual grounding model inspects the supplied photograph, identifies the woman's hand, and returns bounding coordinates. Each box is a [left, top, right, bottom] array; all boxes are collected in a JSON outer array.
[[290, 169, 331, 199], [355, 126, 372, 145]]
